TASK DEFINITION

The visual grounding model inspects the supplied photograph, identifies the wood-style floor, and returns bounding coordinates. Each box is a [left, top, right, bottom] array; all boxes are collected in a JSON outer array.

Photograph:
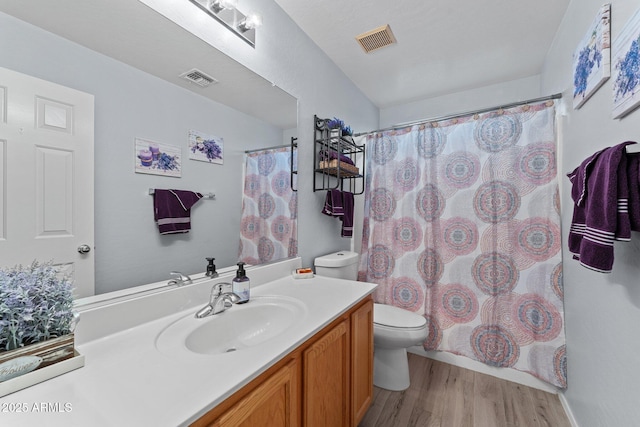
[[359, 353, 571, 427]]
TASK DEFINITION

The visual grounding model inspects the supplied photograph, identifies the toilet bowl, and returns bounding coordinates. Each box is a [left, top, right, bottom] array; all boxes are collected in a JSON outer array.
[[373, 303, 428, 391], [313, 252, 428, 391]]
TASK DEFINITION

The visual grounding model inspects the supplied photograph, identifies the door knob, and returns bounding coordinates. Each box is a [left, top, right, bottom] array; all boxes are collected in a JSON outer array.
[[77, 244, 91, 254]]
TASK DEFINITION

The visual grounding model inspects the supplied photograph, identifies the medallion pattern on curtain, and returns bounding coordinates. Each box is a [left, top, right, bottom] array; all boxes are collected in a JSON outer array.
[[239, 147, 297, 264], [358, 101, 566, 388]]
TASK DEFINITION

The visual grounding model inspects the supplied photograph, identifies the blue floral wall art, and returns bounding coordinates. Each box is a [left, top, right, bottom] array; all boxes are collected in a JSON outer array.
[[134, 137, 182, 177], [613, 7, 640, 118], [573, 4, 610, 109], [188, 130, 224, 165]]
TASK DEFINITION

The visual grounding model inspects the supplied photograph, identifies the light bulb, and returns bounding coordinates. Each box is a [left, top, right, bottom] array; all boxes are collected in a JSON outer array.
[[209, 0, 237, 13], [238, 13, 262, 32]]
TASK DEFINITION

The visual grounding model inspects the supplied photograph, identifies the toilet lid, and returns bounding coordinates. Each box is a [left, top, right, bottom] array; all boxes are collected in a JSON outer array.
[[374, 303, 427, 328]]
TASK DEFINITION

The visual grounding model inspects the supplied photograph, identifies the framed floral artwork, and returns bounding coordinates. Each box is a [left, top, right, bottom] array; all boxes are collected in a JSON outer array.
[[134, 137, 181, 177], [613, 8, 640, 118], [188, 130, 224, 164], [573, 4, 610, 109]]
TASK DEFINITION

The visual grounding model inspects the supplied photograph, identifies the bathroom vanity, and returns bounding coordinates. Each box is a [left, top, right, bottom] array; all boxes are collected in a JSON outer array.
[[0, 258, 376, 426], [194, 296, 373, 426]]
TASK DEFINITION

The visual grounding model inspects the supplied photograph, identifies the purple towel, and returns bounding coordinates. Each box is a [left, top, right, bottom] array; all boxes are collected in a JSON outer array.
[[567, 141, 635, 272], [154, 189, 203, 234], [616, 153, 631, 240], [627, 154, 640, 231], [341, 191, 354, 238], [322, 189, 344, 216], [318, 150, 355, 166], [322, 190, 354, 238]]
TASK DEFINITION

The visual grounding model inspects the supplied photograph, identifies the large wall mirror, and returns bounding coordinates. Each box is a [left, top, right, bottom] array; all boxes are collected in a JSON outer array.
[[0, 1, 298, 299]]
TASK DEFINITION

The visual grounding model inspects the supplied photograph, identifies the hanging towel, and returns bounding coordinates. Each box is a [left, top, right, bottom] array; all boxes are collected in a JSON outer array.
[[322, 189, 344, 216], [567, 141, 635, 272], [341, 191, 354, 238], [153, 189, 203, 235], [321, 189, 354, 238], [627, 153, 640, 231]]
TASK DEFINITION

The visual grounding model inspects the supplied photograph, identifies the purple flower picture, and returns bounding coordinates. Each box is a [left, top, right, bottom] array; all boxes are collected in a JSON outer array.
[[613, 8, 640, 118], [134, 138, 181, 177], [189, 130, 224, 165], [572, 4, 610, 109]]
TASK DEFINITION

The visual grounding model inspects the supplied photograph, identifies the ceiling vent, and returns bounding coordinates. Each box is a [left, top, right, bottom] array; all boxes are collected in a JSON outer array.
[[179, 68, 218, 88], [355, 24, 397, 53]]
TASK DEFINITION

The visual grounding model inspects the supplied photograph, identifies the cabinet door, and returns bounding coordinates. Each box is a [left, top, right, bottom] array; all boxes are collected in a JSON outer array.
[[351, 298, 374, 426], [303, 319, 350, 427], [210, 359, 299, 427]]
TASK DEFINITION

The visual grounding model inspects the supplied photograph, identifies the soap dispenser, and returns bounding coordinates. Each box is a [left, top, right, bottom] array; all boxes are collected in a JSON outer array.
[[232, 262, 250, 304], [205, 257, 218, 278]]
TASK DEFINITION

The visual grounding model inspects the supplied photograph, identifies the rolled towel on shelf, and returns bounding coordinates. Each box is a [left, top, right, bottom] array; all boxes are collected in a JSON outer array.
[[318, 149, 355, 166]]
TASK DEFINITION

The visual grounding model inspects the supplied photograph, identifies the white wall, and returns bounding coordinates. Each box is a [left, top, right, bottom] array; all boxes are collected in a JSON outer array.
[[380, 75, 542, 129], [542, 1, 640, 426]]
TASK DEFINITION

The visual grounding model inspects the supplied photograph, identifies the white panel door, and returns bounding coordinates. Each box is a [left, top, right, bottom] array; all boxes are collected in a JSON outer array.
[[0, 67, 95, 297]]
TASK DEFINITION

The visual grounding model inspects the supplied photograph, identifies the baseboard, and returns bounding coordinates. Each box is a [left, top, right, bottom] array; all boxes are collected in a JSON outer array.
[[558, 392, 579, 427], [407, 346, 557, 393]]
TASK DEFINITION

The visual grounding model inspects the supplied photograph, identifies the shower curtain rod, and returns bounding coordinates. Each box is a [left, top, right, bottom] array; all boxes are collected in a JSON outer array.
[[244, 144, 292, 154], [353, 92, 563, 137]]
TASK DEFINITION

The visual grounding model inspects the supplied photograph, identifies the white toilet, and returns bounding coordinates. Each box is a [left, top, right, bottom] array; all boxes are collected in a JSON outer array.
[[372, 303, 428, 391], [314, 251, 429, 392]]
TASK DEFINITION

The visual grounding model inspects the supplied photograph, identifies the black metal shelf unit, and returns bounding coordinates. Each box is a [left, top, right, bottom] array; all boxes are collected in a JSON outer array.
[[313, 115, 365, 195], [290, 136, 298, 192]]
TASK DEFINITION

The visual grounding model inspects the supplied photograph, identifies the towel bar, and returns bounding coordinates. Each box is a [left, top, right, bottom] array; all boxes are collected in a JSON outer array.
[[148, 188, 216, 200]]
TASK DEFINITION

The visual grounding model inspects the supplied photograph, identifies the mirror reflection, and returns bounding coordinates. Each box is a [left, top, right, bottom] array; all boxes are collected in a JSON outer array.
[[0, 3, 298, 298], [238, 146, 298, 265]]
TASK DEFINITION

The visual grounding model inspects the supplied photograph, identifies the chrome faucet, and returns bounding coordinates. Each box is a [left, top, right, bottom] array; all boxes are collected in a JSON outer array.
[[195, 282, 241, 318], [168, 271, 192, 286]]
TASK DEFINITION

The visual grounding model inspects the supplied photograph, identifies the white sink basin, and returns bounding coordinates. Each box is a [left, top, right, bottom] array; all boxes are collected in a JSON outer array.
[[155, 296, 307, 357]]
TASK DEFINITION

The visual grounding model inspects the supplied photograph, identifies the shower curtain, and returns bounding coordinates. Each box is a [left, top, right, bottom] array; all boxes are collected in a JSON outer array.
[[238, 147, 297, 264], [358, 101, 566, 388]]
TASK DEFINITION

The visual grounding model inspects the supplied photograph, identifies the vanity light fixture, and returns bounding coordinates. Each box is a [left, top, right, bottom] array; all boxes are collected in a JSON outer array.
[[188, 0, 262, 47], [208, 0, 237, 13]]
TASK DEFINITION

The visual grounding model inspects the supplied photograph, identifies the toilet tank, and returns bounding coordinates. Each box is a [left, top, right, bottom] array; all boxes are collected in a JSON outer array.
[[314, 251, 360, 280]]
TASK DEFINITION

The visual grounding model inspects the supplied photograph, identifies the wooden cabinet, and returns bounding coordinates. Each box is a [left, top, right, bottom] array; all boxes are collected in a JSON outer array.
[[350, 298, 374, 426], [193, 357, 300, 427], [194, 296, 373, 427], [303, 320, 350, 426]]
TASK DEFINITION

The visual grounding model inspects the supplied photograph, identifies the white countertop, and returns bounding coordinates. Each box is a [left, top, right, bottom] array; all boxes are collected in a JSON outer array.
[[0, 273, 376, 426]]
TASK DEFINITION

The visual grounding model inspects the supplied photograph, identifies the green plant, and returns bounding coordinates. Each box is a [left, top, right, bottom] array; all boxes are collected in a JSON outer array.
[[0, 261, 76, 351]]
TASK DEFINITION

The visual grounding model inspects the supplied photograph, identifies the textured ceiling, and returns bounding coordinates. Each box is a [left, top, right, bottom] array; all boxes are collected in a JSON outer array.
[[274, 0, 571, 108]]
